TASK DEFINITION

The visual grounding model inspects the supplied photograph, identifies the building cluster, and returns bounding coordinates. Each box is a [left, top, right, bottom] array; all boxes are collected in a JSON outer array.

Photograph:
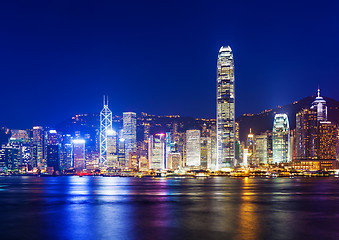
[[240, 89, 339, 170], [0, 113, 219, 173], [0, 46, 338, 174]]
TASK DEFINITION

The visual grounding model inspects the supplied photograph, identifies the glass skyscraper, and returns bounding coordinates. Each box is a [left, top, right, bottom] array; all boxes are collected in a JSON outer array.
[[186, 130, 201, 167], [123, 112, 137, 165], [217, 46, 235, 169], [272, 114, 290, 163]]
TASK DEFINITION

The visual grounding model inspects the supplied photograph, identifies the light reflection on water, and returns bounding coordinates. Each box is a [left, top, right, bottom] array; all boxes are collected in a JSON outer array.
[[1, 176, 339, 239]]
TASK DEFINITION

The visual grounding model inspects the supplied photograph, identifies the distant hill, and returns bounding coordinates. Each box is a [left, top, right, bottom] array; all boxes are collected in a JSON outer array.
[[236, 96, 339, 142]]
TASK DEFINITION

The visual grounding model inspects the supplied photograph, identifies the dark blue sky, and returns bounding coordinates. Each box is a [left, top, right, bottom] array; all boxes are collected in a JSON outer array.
[[1, 0, 339, 129]]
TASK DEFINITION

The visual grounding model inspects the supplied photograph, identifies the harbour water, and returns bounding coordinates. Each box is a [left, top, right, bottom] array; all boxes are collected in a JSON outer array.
[[1, 176, 339, 240]]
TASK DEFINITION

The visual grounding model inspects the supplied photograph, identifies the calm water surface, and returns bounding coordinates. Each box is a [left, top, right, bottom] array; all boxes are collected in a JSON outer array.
[[1, 176, 339, 240]]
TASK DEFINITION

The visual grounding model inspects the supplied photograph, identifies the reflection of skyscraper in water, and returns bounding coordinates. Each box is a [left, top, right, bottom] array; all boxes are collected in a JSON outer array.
[[216, 46, 235, 169]]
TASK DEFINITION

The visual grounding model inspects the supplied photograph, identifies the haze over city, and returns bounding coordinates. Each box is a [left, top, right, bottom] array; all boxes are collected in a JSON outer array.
[[1, 0, 339, 129]]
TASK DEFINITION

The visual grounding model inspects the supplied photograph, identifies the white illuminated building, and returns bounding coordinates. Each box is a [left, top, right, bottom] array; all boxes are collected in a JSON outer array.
[[217, 46, 235, 169], [148, 134, 165, 170], [311, 88, 327, 121], [123, 112, 137, 164], [100, 96, 112, 166], [272, 114, 290, 163], [186, 130, 201, 167], [106, 129, 118, 169]]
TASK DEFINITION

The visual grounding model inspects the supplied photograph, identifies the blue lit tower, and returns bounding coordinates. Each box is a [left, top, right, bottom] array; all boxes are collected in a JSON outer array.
[[217, 46, 235, 169], [123, 112, 136, 165], [100, 96, 112, 166]]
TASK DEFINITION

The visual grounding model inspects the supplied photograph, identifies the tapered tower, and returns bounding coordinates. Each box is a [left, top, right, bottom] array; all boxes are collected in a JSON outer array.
[[100, 96, 112, 166], [217, 46, 235, 169]]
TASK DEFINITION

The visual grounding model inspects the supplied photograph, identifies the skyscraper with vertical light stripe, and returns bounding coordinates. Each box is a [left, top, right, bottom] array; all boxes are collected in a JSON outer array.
[[216, 46, 235, 169]]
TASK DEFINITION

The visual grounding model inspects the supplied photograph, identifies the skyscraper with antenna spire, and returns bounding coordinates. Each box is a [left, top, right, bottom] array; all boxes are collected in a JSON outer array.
[[100, 95, 112, 167]]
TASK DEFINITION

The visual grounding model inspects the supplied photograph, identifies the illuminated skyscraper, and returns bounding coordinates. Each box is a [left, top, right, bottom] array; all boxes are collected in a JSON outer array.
[[73, 139, 86, 171], [32, 126, 44, 168], [295, 108, 318, 160], [247, 129, 256, 165], [46, 130, 61, 171], [148, 134, 165, 170], [186, 130, 201, 167], [318, 121, 337, 160], [200, 136, 212, 169], [60, 134, 73, 169], [165, 132, 171, 169], [273, 114, 290, 163], [100, 96, 112, 166], [217, 46, 235, 169], [106, 129, 118, 169], [123, 112, 136, 164], [256, 132, 269, 164], [311, 88, 327, 121]]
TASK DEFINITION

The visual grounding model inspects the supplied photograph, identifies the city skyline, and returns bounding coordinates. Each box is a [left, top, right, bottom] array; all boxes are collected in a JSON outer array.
[[1, 2, 339, 239], [1, 0, 339, 129]]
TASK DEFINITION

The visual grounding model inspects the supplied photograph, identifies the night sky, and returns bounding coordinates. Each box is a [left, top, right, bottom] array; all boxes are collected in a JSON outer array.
[[1, 0, 339, 129]]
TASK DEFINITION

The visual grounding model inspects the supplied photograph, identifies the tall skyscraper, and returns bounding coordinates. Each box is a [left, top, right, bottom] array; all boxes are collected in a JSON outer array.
[[106, 129, 118, 169], [311, 88, 327, 121], [200, 136, 212, 169], [255, 132, 270, 164], [295, 108, 318, 160], [186, 130, 201, 167], [273, 114, 290, 163], [118, 129, 126, 168], [73, 139, 86, 171], [32, 126, 44, 168], [100, 96, 112, 166], [123, 112, 136, 164], [148, 134, 165, 170], [217, 46, 235, 169], [247, 129, 256, 165], [318, 121, 337, 160], [165, 132, 171, 169], [60, 134, 73, 169], [46, 130, 61, 171]]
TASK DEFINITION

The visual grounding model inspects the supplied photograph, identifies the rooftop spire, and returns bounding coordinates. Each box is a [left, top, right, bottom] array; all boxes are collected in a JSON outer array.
[[317, 86, 320, 98], [103, 95, 109, 106]]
